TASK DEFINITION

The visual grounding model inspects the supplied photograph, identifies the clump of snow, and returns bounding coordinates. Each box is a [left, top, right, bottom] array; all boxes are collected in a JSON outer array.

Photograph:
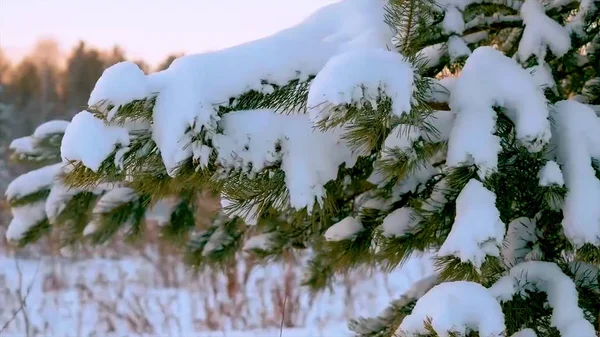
[[529, 63, 556, 91], [88, 61, 150, 111], [5, 163, 62, 202], [93, 187, 138, 214], [397, 281, 505, 337], [9, 136, 34, 154], [447, 47, 550, 177], [45, 179, 82, 223], [324, 216, 363, 242], [512, 328, 538, 337], [202, 226, 231, 256], [243, 233, 276, 251], [442, 6, 465, 34], [33, 120, 70, 138], [518, 0, 570, 61], [438, 179, 505, 268], [380, 207, 421, 238], [425, 78, 454, 103], [552, 100, 600, 247], [448, 36, 471, 61], [214, 110, 356, 210], [61, 111, 130, 172], [425, 110, 457, 143], [501, 217, 537, 267], [83, 221, 99, 236], [6, 201, 47, 243], [308, 49, 413, 123], [145, 198, 180, 226], [488, 274, 517, 302], [491, 261, 596, 337], [538, 160, 564, 186]]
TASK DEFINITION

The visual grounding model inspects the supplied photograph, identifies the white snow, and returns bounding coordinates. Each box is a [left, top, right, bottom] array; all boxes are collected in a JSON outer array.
[[447, 47, 550, 177], [93, 187, 138, 214], [380, 207, 421, 238], [45, 179, 82, 223], [33, 120, 70, 138], [512, 329, 538, 337], [491, 261, 596, 337], [397, 281, 505, 337], [518, 0, 571, 61], [82, 0, 391, 175], [501, 217, 537, 267], [308, 49, 413, 123], [552, 100, 600, 247], [538, 160, 564, 186], [9, 136, 34, 154], [83, 221, 99, 236], [202, 226, 232, 256], [438, 179, 505, 268], [5, 163, 63, 202], [442, 6, 465, 34], [324, 216, 363, 242], [425, 110, 457, 143], [61, 111, 130, 172], [88, 61, 151, 110], [6, 201, 47, 243], [382, 124, 421, 155], [448, 35, 471, 61], [529, 63, 556, 91], [145, 198, 180, 226], [214, 110, 356, 210], [243, 233, 276, 251]]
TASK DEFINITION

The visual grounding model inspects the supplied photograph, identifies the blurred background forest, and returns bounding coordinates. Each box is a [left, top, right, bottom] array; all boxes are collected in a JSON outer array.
[[0, 39, 180, 204]]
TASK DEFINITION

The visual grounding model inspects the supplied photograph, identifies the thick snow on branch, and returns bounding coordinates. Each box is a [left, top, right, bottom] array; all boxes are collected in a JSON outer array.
[[324, 216, 363, 242], [9, 136, 34, 154], [61, 111, 129, 172], [33, 120, 70, 139], [5, 163, 62, 202], [398, 281, 505, 337], [307, 49, 413, 123], [538, 160, 564, 186], [552, 100, 600, 247], [490, 261, 596, 337], [214, 109, 356, 210], [447, 47, 550, 177], [243, 233, 276, 251], [518, 0, 570, 61], [80, 0, 391, 175], [45, 180, 83, 223], [438, 179, 505, 268], [89, 62, 151, 111], [6, 201, 47, 243], [512, 329, 538, 337], [92, 187, 138, 214], [380, 207, 421, 238]]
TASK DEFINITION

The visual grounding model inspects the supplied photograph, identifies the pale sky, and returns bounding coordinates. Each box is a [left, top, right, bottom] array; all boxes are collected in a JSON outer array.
[[0, 0, 338, 65]]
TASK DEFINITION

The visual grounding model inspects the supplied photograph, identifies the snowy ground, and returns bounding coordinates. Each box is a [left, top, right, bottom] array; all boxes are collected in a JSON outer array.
[[0, 253, 434, 337]]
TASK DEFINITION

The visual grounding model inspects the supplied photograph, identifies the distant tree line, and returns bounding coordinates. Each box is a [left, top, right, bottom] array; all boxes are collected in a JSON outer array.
[[0, 39, 181, 196]]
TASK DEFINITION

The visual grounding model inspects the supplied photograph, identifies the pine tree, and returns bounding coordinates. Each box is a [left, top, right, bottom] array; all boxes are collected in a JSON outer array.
[[5, 0, 600, 335]]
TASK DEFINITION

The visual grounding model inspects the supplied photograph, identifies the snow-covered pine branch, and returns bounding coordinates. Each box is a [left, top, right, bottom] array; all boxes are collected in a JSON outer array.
[[5, 0, 600, 335]]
